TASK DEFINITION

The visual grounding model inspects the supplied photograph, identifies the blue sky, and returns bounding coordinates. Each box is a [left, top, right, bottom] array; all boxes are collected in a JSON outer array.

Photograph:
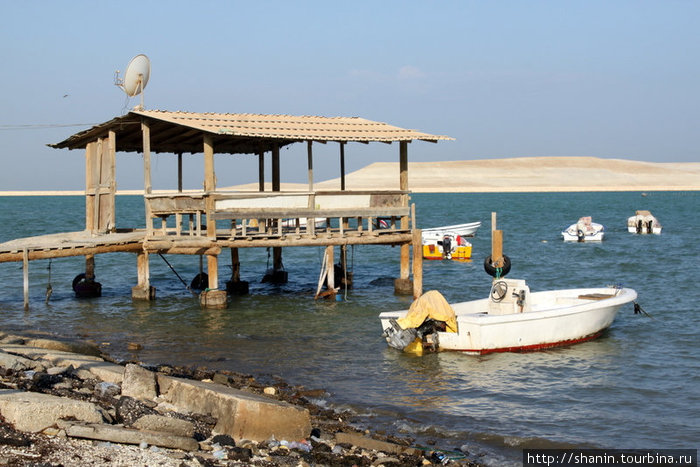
[[1, 1, 698, 191]]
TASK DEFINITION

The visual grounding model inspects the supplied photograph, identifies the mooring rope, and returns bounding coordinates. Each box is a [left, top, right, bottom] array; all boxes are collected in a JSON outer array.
[[158, 253, 196, 296]]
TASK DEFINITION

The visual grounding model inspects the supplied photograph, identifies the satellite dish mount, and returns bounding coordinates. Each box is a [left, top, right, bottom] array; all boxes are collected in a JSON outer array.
[[114, 54, 151, 110]]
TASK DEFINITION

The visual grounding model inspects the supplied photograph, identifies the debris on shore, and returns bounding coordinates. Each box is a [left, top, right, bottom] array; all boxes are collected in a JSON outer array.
[[0, 331, 483, 466]]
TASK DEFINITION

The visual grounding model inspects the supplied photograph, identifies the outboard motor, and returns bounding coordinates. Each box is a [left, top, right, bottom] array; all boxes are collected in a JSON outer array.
[[442, 235, 452, 259], [383, 319, 418, 350]]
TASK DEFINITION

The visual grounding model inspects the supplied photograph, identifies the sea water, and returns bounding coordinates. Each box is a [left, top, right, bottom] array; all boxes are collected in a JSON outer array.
[[0, 192, 698, 465]]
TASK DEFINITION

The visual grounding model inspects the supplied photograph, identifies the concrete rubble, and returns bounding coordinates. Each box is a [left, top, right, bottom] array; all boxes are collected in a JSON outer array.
[[0, 331, 483, 466]]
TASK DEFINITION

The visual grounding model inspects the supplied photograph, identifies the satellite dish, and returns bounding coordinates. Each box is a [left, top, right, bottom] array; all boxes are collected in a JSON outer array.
[[114, 54, 151, 109]]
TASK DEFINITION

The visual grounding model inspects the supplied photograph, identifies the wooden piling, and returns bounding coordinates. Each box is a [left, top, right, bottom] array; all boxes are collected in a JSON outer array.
[[412, 228, 423, 299], [132, 250, 155, 300], [22, 248, 28, 310]]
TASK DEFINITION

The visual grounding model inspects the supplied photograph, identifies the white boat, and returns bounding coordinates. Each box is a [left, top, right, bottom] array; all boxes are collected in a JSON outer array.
[[562, 216, 605, 242], [379, 278, 637, 355], [421, 221, 481, 237], [627, 210, 662, 234]]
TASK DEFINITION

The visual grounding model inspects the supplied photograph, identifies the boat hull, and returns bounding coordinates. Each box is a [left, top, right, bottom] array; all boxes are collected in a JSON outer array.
[[380, 286, 637, 354]]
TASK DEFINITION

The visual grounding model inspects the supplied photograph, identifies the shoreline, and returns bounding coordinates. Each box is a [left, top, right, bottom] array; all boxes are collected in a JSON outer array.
[[0, 329, 484, 466]]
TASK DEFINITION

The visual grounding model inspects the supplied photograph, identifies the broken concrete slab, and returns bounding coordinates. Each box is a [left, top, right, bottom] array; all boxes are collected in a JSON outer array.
[[0, 345, 125, 384], [157, 375, 311, 442], [23, 337, 102, 357], [121, 363, 157, 401], [0, 389, 104, 433], [59, 421, 199, 451], [335, 432, 420, 456], [0, 350, 45, 372], [133, 414, 195, 438]]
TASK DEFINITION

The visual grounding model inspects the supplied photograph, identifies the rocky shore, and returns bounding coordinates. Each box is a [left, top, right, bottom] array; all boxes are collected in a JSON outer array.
[[0, 331, 483, 466]]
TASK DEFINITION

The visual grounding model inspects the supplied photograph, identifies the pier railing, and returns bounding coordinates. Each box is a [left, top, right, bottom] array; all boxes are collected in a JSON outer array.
[[145, 190, 412, 240]]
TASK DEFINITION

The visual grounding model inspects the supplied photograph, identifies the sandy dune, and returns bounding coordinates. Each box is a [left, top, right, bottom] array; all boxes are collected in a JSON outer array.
[[230, 156, 700, 193], [1, 157, 698, 195]]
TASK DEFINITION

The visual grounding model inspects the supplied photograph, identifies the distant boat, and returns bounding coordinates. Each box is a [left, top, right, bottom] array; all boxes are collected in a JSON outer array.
[[562, 216, 604, 242], [379, 279, 637, 355], [627, 210, 662, 234], [421, 222, 480, 260]]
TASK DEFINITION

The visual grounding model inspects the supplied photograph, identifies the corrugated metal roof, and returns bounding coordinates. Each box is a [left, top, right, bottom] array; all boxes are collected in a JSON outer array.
[[50, 110, 453, 155]]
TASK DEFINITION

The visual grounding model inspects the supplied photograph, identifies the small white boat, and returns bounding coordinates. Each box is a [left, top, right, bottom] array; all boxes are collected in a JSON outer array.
[[421, 221, 481, 238], [562, 216, 605, 242], [627, 210, 662, 234], [379, 278, 636, 355]]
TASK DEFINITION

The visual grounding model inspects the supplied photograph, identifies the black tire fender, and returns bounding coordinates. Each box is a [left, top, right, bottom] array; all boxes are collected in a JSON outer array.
[[72, 273, 86, 292], [190, 272, 209, 291], [484, 255, 511, 278]]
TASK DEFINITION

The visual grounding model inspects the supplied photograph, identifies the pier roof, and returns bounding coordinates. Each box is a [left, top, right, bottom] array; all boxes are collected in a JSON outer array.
[[50, 110, 453, 155]]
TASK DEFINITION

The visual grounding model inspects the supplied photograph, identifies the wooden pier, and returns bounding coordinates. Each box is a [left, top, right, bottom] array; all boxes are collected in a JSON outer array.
[[2, 110, 452, 308]]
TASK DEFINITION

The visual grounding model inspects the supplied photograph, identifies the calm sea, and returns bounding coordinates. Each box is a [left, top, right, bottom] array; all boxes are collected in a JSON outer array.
[[0, 192, 698, 465]]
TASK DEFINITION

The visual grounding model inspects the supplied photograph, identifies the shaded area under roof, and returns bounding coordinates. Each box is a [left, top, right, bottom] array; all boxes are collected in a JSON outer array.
[[50, 110, 454, 155]]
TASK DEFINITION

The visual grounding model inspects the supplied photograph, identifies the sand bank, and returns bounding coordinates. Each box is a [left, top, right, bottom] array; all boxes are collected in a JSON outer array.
[[2, 157, 698, 196]]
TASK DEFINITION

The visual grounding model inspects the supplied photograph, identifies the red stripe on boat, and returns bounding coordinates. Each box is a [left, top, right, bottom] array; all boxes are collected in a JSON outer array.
[[460, 331, 605, 354]]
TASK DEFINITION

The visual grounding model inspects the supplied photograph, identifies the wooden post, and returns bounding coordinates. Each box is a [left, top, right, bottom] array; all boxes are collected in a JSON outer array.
[[307, 141, 314, 191], [258, 148, 265, 192], [412, 228, 423, 299], [400, 140, 410, 277], [85, 142, 96, 232], [271, 144, 283, 273], [108, 130, 116, 232], [326, 245, 335, 290], [394, 141, 413, 295], [207, 254, 218, 290], [399, 141, 408, 192], [203, 135, 217, 239], [271, 144, 280, 192], [22, 248, 28, 310], [339, 141, 346, 191], [177, 152, 183, 193], [132, 250, 155, 300], [491, 212, 504, 267], [85, 254, 95, 281], [142, 119, 153, 235], [230, 248, 240, 282]]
